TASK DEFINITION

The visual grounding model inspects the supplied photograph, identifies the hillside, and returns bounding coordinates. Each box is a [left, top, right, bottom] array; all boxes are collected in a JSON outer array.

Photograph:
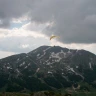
[[0, 46, 96, 92]]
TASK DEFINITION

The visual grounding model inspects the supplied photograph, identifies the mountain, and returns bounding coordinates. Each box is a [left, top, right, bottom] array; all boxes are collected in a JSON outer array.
[[0, 46, 96, 92]]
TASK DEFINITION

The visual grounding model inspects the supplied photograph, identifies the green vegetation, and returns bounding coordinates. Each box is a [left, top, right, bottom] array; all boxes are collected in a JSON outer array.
[[1, 91, 96, 96], [0, 92, 30, 96]]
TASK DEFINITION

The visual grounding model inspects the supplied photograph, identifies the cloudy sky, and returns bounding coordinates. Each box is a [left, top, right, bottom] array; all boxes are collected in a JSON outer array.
[[0, 0, 96, 58]]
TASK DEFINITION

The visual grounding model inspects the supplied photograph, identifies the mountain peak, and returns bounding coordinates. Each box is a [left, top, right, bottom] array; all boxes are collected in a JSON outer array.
[[0, 45, 96, 92]]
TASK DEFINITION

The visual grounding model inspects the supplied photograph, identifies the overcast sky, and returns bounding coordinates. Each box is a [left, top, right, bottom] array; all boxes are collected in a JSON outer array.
[[0, 0, 96, 58]]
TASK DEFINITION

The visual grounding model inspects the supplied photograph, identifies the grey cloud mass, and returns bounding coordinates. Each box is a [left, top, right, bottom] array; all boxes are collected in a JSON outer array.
[[0, 0, 96, 43], [0, 0, 34, 28], [30, 0, 96, 44]]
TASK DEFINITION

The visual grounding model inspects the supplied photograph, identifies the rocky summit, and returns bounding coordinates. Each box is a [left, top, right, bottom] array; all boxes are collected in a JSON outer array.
[[0, 46, 96, 92]]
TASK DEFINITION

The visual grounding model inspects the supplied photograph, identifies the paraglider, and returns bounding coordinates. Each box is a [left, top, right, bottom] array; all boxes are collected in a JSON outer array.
[[50, 35, 59, 40], [50, 35, 59, 47]]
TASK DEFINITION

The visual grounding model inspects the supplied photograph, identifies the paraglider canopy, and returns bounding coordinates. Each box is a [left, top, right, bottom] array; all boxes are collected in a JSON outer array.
[[50, 35, 59, 40], [50, 35, 60, 47]]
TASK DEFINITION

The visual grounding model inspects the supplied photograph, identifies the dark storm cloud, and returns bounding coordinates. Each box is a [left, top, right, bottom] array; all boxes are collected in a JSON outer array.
[[30, 0, 96, 44], [0, 0, 96, 43], [0, 0, 36, 28]]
